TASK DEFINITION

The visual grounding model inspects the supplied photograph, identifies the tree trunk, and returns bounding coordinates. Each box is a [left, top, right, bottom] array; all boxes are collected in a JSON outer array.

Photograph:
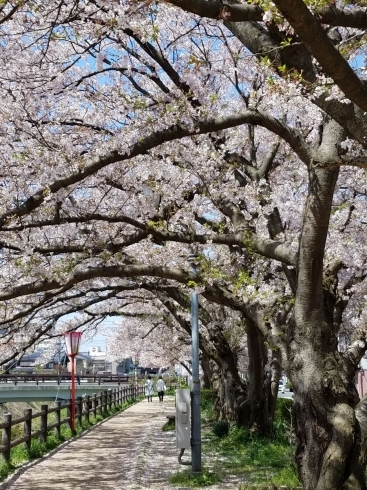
[[209, 319, 276, 435], [292, 350, 364, 490], [200, 349, 213, 389], [289, 139, 367, 488], [268, 357, 282, 424], [211, 360, 247, 421], [238, 319, 272, 435]]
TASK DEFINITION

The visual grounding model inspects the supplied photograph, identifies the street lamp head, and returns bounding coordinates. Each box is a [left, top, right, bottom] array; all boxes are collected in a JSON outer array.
[[63, 331, 82, 356]]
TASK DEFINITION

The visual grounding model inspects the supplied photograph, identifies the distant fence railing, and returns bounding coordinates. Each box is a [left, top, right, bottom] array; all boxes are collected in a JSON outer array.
[[0, 385, 144, 462], [0, 373, 131, 385]]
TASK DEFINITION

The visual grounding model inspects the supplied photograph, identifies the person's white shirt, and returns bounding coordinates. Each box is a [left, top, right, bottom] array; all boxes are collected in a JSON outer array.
[[145, 379, 154, 395], [156, 378, 166, 391]]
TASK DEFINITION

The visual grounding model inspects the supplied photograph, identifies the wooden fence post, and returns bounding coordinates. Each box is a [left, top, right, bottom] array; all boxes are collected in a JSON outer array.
[[98, 392, 103, 416], [110, 388, 114, 409], [84, 395, 90, 425], [67, 402, 72, 431], [40, 404, 48, 443], [92, 393, 97, 419], [24, 408, 32, 451], [76, 397, 83, 427], [107, 389, 112, 411], [2, 413, 11, 462], [103, 390, 108, 413], [54, 401, 61, 438], [112, 388, 117, 408]]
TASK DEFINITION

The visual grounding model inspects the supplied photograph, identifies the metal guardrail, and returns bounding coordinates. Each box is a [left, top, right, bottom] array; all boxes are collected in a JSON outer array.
[[0, 374, 130, 385]]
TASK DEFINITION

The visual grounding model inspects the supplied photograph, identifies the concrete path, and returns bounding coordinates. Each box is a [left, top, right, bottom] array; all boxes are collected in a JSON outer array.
[[0, 396, 243, 490]]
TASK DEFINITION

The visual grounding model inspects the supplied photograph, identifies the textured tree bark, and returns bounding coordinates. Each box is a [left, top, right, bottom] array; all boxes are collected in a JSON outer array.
[[238, 320, 272, 435], [211, 362, 246, 422], [288, 153, 367, 488], [291, 354, 365, 490], [209, 319, 276, 436], [200, 350, 213, 390], [209, 322, 248, 422]]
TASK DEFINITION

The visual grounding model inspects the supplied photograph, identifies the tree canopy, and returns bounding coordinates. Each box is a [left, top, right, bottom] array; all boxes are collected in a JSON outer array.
[[1, 2, 367, 487]]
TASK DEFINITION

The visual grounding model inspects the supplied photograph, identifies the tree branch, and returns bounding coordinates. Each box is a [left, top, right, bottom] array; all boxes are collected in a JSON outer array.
[[272, 0, 367, 113]]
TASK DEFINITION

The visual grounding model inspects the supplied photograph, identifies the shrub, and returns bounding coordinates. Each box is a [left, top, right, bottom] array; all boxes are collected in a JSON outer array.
[[166, 386, 175, 396], [201, 389, 213, 411], [211, 420, 230, 438], [162, 420, 175, 431], [275, 397, 293, 425], [271, 398, 294, 444], [286, 381, 293, 392]]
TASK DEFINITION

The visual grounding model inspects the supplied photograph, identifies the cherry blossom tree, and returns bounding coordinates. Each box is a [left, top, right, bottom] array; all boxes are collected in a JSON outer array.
[[1, 2, 367, 487]]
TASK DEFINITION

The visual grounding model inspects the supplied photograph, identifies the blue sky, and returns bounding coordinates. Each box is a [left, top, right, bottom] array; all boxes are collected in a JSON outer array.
[[80, 333, 107, 353]]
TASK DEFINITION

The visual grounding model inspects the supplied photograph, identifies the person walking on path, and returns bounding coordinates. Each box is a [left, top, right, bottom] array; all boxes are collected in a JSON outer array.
[[156, 375, 166, 402], [145, 375, 154, 402]]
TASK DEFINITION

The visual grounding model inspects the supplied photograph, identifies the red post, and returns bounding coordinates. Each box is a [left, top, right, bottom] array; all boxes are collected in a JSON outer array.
[[63, 330, 82, 433], [71, 354, 76, 432]]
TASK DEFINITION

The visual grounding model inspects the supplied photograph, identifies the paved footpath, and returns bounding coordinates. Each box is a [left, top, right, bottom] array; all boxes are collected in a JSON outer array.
[[0, 396, 243, 490], [0, 396, 179, 490]]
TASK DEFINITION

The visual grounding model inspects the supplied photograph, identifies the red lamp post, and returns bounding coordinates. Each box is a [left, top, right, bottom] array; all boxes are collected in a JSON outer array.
[[63, 331, 82, 432]]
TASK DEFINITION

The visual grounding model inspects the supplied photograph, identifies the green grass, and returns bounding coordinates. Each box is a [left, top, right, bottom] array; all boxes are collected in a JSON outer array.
[[162, 420, 175, 431], [204, 430, 299, 487], [201, 424, 299, 488], [189, 392, 301, 489], [170, 468, 222, 487]]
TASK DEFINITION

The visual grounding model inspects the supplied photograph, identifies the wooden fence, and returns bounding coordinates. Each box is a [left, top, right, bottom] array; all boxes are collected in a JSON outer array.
[[0, 385, 145, 462]]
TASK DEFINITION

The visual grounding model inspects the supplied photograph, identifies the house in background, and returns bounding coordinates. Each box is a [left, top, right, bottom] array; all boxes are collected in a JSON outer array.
[[13, 349, 93, 375], [88, 346, 132, 374], [14, 351, 67, 373], [61, 352, 93, 374]]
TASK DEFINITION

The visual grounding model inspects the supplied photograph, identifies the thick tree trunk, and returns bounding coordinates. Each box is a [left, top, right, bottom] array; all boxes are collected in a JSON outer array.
[[200, 349, 213, 389], [291, 350, 364, 490], [238, 319, 273, 435], [268, 357, 282, 423], [289, 136, 367, 488], [208, 321, 248, 421], [209, 319, 276, 436], [211, 360, 247, 421]]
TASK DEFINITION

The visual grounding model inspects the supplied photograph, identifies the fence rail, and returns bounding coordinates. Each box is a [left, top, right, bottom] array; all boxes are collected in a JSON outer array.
[[0, 385, 145, 462], [0, 373, 131, 385]]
